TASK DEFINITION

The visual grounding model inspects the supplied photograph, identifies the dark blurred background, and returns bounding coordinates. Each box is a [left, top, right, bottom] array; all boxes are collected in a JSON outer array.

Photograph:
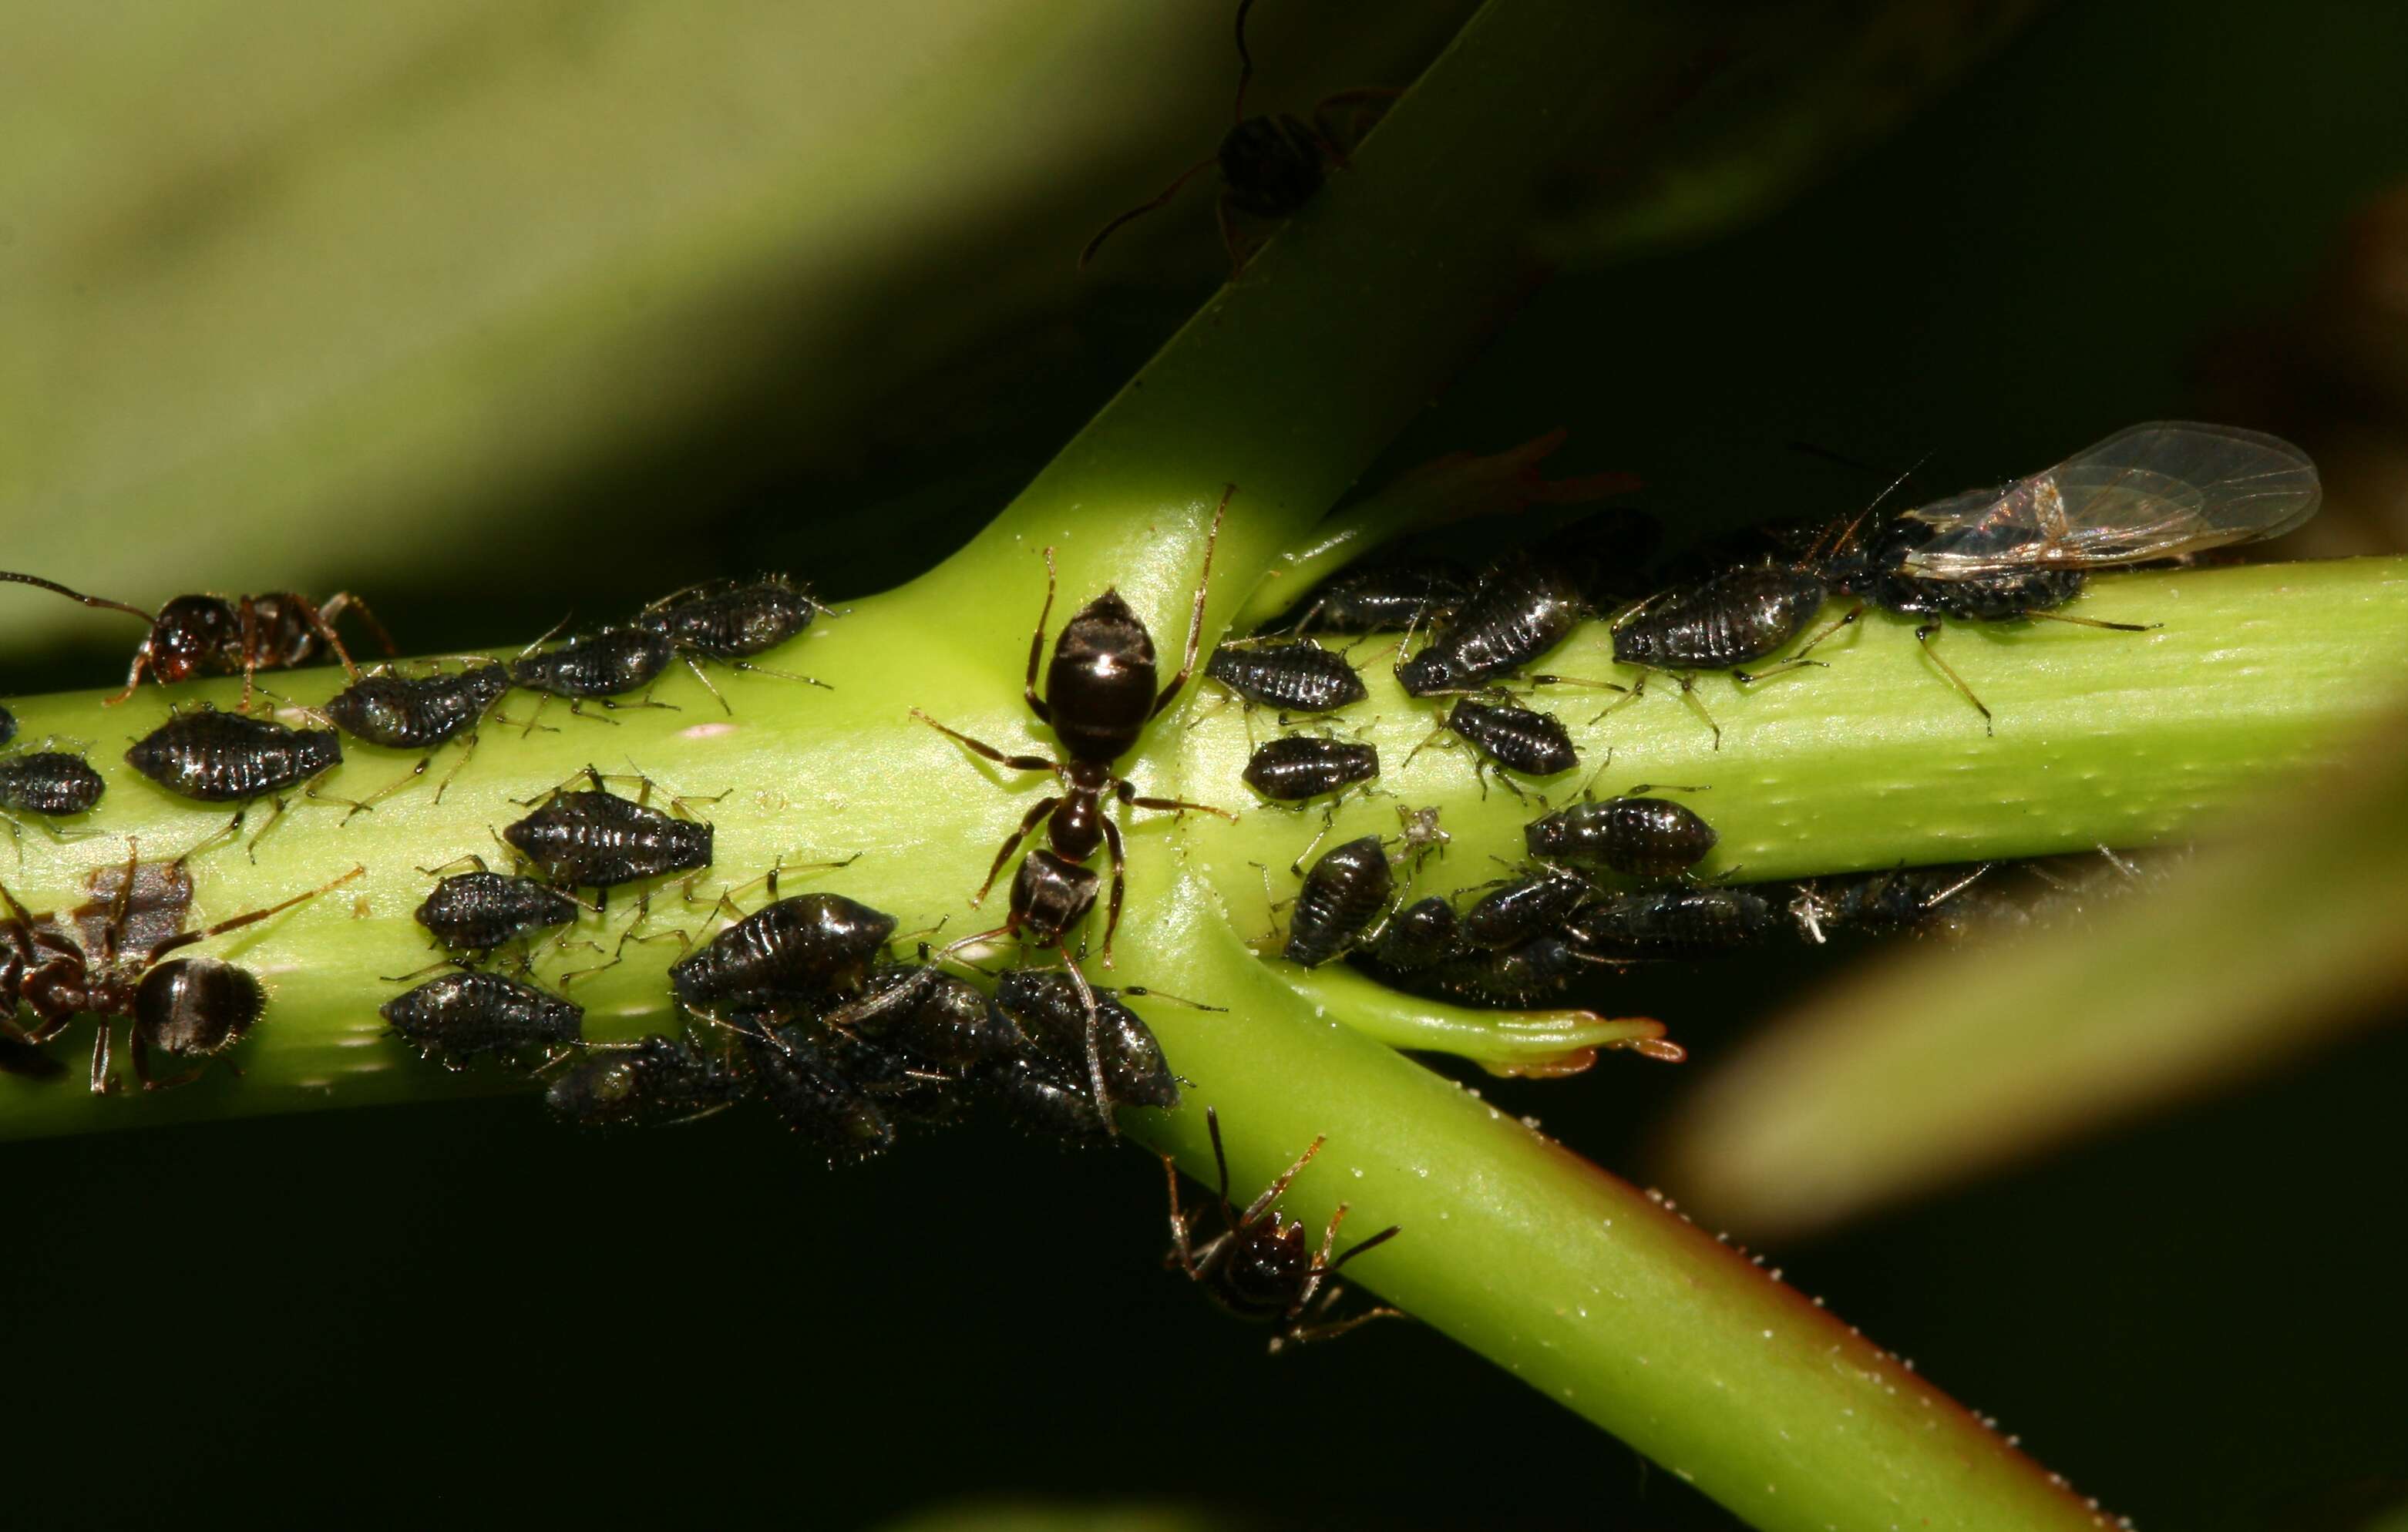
[[9, 1, 2407, 1527]]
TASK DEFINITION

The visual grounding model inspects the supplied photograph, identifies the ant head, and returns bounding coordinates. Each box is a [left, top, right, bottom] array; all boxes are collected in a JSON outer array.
[[1219, 1218, 1314, 1313], [149, 596, 240, 682], [1216, 115, 1326, 220], [133, 957, 263, 1059]]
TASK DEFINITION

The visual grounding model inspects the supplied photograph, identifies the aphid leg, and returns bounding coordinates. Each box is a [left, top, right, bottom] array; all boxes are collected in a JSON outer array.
[[1151, 482, 1234, 719], [1673, 675, 1723, 751], [728, 659, 832, 692], [180, 809, 247, 868], [1400, 718, 1453, 773], [429, 729, 486, 806], [1024, 549, 1061, 724], [302, 771, 374, 828], [912, 709, 1058, 776], [976, 795, 1064, 906], [1587, 670, 1650, 728], [594, 690, 678, 717], [680, 656, 732, 715], [1057, 953, 1116, 1136], [1911, 624, 1993, 735], [516, 694, 557, 738], [1289, 803, 1340, 878], [2020, 609, 2161, 633], [1733, 604, 1862, 684]]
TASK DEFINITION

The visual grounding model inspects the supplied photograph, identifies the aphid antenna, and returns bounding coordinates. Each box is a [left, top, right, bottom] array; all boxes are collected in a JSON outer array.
[[1118, 985, 1229, 1013]]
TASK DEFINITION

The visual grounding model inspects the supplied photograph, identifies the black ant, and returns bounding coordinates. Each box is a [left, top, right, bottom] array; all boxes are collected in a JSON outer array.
[[0, 572, 392, 712], [1163, 1107, 1403, 1352], [1080, 0, 1398, 272]]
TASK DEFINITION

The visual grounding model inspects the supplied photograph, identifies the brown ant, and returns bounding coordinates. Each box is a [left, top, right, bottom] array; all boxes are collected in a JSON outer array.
[[0, 571, 392, 713], [1163, 1107, 1404, 1352], [0, 841, 364, 1092]]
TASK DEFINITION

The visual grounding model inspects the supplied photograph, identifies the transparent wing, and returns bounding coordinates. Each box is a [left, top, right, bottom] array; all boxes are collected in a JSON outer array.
[[1898, 422, 2321, 575]]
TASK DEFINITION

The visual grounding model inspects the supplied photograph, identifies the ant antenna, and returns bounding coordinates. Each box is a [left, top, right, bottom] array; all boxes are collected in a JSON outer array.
[[1079, 156, 1219, 270], [1233, 0, 1262, 123], [0, 571, 156, 623]]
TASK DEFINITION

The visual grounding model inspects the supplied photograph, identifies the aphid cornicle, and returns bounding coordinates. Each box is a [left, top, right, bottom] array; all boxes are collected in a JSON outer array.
[[1241, 734, 1379, 803], [500, 769, 715, 895], [990, 969, 1179, 1111], [1562, 885, 1783, 960], [1204, 637, 1367, 714], [0, 573, 392, 711], [1078, 0, 1394, 272], [1460, 869, 1592, 951], [379, 971, 584, 1070], [1283, 835, 1391, 968], [1163, 1107, 1402, 1352], [507, 626, 678, 713], [411, 862, 587, 962], [0, 750, 107, 825], [668, 892, 898, 1019], [0, 848, 362, 1092], [544, 1032, 750, 1128], [1395, 554, 1589, 697], [1258, 558, 1471, 637], [1525, 793, 1717, 880]]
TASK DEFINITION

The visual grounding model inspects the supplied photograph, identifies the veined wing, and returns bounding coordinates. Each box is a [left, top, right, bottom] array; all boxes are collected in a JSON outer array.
[[1899, 422, 2320, 576]]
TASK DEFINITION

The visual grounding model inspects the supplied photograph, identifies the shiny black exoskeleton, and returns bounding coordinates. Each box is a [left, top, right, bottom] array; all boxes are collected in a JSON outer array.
[[1396, 556, 1588, 696], [0, 850, 360, 1092], [735, 1016, 945, 1163], [1461, 870, 1591, 951], [1435, 696, 1576, 781], [1283, 835, 1391, 968], [325, 663, 510, 750], [1357, 932, 1603, 1010], [508, 626, 676, 707], [668, 892, 897, 1019], [1241, 734, 1377, 803], [1205, 637, 1367, 713], [1362, 895, 1462, 971], [1164, 1107, 1401, 1351], [1613, 565, 1829, 674], [0, 751, 106, 820], [916, 492, 1229, 963], [124, 705, 343, 802], [412, 865, 585, 961], [1525, 795, 1717, 879], [1828, 516, 2090, 623], [1078, 2, 1391, 271], [544, 1032, 750, 1128], [1002, 848, 1101, 949], [501, 771, 715, 893], [1562, 885, 1782, 960], [0, 572, 391, 707], [637, 575, 826, 660], [990, 969, 1179, 1111], [0, 705, 15, 748], [380, 970, 583, 1070], [1259, 559, 1471, 636], [859, 961, 1024, 1070], [1791, 862, 1993, 943]]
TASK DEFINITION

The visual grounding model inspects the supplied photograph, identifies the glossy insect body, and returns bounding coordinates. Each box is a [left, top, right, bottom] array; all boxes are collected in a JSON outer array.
[[325, 663, 510, 749], [544, 1032, 749, 1127], [508, 626, 675, 700], [0, 574, 392, 705], [1461, 870, 1591, 950], [1562, 885, 1781, 960], [1364, 895, 1462, 971], [380, 971, 583, 1070], [0, 853, 362, 1091], [1283, 835, 1391, 967], [0, 751, 106, 818], [1205, 638, 1367, 713], [1164, 1107, 1402, 1351], [1791, 862, 1993, 943], [1262, 559, 1471, 635], [1613, 565, 1828, 673], [860, 963, 1024, 1070], [1359, 932, 1603, 1010], [990, 969, 1179, 1110], [413, 870, 584, 959], [124, 706, 342, 802], [668, 893, 897, 1018], [1242, 735, 1378, 802], [736, 1019, 936, 1162], [502, 785, 713, 891], [638, 575, 822, 660], [1397, 556, 1588, 696], [981, 1050, 1111, 1143], [1441, 697, 1576, 778], [1525, 795, 1717, 879]]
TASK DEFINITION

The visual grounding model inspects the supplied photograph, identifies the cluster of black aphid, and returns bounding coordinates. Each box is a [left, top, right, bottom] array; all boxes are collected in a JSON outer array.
[[1216, 422, 2320, 1013]]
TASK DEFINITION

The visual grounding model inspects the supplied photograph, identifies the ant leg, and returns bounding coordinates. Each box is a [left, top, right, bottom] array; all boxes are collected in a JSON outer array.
[[237, 598, 263, 715], [1279, 1300, 1406, 1349], [291, 593, 363, 684], [2020, 608, 2161, 633], [145, 864, 365, 960], [180, 809, 246, 867], [133, 1028, 207, 1093], [1733, 605, 1862, 684], [90, 1023, 118, 1096], [1912, 624, 1993, 735], [1162, 1151, 1202, 1278], [977, 796, 1063, 907], [1057, 953, 1115, 1137], [1240, 1132, 1330, 1226], [680, 657, 731, 715], [316, 590, 399, 657], [1151, 482, 1234, 719], [1024, 549, 1060, 724], [912, 709, 1058, 775], [1078, 156, 1217, 271], [1098, 811, 1128, 969]]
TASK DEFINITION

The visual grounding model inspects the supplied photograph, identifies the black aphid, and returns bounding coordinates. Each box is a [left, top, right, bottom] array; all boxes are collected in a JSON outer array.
[[412, 860, 587, 962], [1283, 835, 1391, 968], [1362, 895, 1461, 971], [1357, 932, 1605, 1010], [1525, 793, 1717, 879], [668, 892, 897, 1019], [1791, 863, 1993, 943], [634, 575, 832, 710], [323, 661, 514, 813], [500, 768, 715, 895], [0, 750, 106, 826], [1395, 555, 1588, 697], [735, 1017, 944, 1163], [124, 705, 343, 804], [1241, 734, 1378, 803], [1259, 558, 1471, 636], [507, 626, 677, 713], [380, 971, 583, 1070], [1561, 885, 1783, 960], [1460, 870, 1592, 951], [860, 961, 1024, 1070], [991, 968, 1179, 1111], [1205, 637, 1367, 714], [1418, 695, 1576, 790], [1163, 1107, 1402, 1352], [544, 1032, 750, 1128]]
